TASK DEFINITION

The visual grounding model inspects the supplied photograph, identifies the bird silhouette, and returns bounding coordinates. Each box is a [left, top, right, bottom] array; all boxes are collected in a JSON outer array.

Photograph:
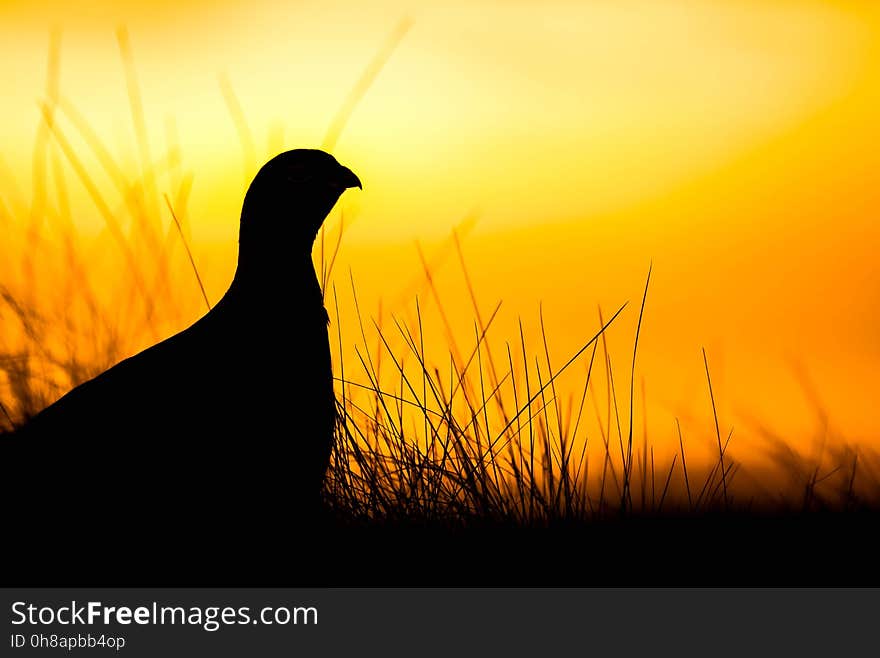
[[6, 149, 361, 559]]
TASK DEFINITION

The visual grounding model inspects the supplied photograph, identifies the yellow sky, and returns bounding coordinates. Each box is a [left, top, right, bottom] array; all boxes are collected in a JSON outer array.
[[2, 0, 879, 457]]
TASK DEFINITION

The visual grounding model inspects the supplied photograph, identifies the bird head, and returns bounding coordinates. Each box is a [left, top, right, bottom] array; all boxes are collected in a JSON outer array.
[[239, 149, 361, 250]]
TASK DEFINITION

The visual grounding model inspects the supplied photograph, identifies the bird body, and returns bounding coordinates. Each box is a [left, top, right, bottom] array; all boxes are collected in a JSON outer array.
[[5, 149, 360, 561]]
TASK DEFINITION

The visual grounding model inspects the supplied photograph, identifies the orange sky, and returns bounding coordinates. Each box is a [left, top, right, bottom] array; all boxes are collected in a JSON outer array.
[[1, 0, 879, 461]]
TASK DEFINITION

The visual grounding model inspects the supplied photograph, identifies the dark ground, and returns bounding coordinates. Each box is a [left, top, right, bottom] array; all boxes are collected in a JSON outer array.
[[6, 510, 878, 587]]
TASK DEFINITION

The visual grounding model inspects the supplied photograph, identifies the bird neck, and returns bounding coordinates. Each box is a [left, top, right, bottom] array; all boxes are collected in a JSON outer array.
[[228, 191, 330, 310], [229, 248, 322, 309]]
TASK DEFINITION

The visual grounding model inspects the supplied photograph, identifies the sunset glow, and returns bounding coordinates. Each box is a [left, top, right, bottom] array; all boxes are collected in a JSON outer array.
[[2, 0, 879, 471]]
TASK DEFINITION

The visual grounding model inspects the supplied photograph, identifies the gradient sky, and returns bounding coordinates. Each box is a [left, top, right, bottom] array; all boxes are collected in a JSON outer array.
[[2, 0, 879, 459]]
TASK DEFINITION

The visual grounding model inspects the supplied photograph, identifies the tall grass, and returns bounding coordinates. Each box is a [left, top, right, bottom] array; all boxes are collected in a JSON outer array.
[[2, 29, 878, 527], [322, 266, 878, 524]]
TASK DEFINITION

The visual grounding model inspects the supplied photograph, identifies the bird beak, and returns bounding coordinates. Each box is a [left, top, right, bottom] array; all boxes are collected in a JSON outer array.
[[338, 165, 362, 190]]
